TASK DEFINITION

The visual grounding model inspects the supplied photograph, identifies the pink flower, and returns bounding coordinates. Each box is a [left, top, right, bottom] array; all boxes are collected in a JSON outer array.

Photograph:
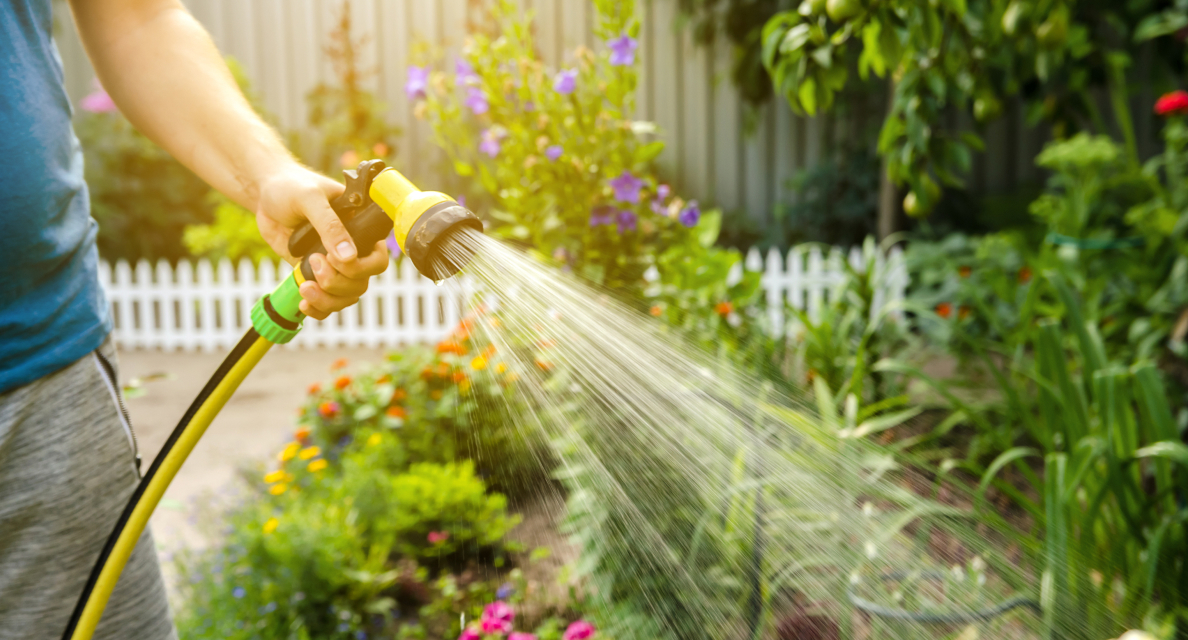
[[428, 531, 450, 544], [80, 83, 117, 113], [563, 620, 596, 640], [457, 625, 481, 640], [510, 634, 537, 640], [481, 601, 514, 634]]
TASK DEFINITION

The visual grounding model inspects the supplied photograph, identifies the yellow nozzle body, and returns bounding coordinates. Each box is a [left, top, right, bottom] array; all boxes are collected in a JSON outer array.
[[368, 168, 482, 278]]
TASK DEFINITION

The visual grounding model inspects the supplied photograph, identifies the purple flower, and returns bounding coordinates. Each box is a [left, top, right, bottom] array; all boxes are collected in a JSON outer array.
[[232, 587, 246, 599], [405, 66, 429, 101], [616, 209, 638, 233], [563, 620, 596, 640], [589, 205, 616, 227], [651, 184, 671, 214], [609, 171, 644, 203], [455, 58, 478, 85], [385, 231, 403, 257], [456, 195, 467, 208], [496, 582, 515, 600], [465, 87, 489, 115], [80, 83, 117, 113], [554, 69, 578, 95], [609, 34, 639, 66], [546, 145, 564, 161], [481, 601, 514, 634], [678, 200, 701, 227], [523, 100, 536, 111], [479, 128, 505, 157]]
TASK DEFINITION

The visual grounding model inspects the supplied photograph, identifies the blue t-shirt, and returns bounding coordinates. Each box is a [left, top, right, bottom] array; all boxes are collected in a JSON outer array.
[[0, 0, 111, 393]]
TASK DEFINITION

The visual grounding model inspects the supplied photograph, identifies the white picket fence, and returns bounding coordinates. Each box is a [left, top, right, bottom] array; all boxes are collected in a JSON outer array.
[[100, 246, 906, 351]]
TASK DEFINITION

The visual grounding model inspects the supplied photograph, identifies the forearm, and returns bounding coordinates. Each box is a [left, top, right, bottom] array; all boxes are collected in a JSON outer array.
[[69, 0, 295, 210]]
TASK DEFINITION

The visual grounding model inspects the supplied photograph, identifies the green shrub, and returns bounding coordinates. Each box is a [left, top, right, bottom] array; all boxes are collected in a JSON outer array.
[[175, 438, 525, 640], [414, 0, 701, 297]]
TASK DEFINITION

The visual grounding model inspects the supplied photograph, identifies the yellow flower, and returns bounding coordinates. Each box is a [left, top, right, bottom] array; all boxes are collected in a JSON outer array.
[[264, 470, 285, 484], [307, 459, 328, 473], [279, 442, 300, 462], [298, 446, 320, 460], [471, 356, 487, 371], [459, 378, 472, 395], [269, 483, 288, 495], [263, 517, 279, 534], [367, 433, 382, 447], [495, 363, 507, 374]]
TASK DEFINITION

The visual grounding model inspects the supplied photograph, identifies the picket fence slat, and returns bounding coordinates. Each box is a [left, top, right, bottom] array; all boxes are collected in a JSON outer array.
[[99, 248, 909, 351]]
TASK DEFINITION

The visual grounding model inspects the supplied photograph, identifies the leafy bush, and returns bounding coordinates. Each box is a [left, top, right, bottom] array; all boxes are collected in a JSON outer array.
[[175, 432, 530, 640], [299, 317, 551, 498], [884, 274, 1188, 638], [414, 0, 703, 296]]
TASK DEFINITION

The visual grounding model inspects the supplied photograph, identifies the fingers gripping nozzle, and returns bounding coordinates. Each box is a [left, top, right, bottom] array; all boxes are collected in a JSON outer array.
[[249, 160, 482, 345]]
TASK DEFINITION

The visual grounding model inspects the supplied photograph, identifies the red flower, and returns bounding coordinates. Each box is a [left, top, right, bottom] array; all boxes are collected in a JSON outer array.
[[958, 265, 971, 278], [1155, 91, 1188, 117], [715, 301, 734, 317], [334, 376, 351, 390], [1018, 266, 1032, 284], [935, 302, 953, 319]]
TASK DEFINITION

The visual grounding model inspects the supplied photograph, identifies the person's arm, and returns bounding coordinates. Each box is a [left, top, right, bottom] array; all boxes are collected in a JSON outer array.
[[67, 0, 384, 320]]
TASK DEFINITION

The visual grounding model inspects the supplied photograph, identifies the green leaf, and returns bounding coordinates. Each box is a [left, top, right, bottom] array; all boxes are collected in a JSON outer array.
[[697, 209, 722, 247], [635, 140, 666, 164], [1135, 441, 1188, 467], [453, 160, 474, 177], [798, 76, 818, 115], [977, 447, 1040, 502]]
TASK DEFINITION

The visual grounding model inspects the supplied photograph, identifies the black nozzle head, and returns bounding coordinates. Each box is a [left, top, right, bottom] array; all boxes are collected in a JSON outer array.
[[405, 202, 483, 280]]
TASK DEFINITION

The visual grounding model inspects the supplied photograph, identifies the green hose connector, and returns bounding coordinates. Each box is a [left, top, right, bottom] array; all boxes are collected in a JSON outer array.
[[250, 272, 305, 344]]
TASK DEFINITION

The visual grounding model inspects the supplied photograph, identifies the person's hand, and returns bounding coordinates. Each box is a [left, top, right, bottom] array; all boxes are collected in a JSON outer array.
[[255, 165, 389, 320]]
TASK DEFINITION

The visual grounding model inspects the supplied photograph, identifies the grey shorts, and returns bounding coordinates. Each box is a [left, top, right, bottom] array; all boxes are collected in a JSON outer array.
[[0, 337, 175, 640]]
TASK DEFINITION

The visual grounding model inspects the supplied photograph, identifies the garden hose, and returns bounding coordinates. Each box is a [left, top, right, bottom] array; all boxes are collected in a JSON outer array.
[[62, 161, 481, 640], [846, 569, 1043, 626]]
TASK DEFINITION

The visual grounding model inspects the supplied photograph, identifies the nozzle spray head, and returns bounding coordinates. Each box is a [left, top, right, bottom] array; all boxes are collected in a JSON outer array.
[[368, 168, 483, 280]]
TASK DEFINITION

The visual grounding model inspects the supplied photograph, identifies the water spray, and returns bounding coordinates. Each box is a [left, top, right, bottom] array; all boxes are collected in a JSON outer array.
[[62, 161, 480, 640]]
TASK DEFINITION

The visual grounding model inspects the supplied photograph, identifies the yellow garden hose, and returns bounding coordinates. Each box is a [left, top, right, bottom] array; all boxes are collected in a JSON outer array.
[[64, 331, 272, 640]]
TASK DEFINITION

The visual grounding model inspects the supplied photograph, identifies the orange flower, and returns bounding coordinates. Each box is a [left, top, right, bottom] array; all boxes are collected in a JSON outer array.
[[420, 367, 435, 380], [958, 265, 972, 278], [436, 362, 450, 377], [1018, 266, 1032, 284], [386, 406, 407, 419], [452, 371, 467, 383], [806, 369, 817, 385], [430, 390, 443, 400], [391, 388, 407, 403], [481, 345, 497, 358], [537, 339, 556, 350], [295, 426, 311, 443], [715, 301, 733, 317], [307, 383, 321, 395], [334, 376, 351, 390], [535, 359, 554, 372], [331, 358, 349, 371], [377, 374, 392, 385], [436, 340, 466, 355], [649, 305, 663, 316], [318, 401, 341, 418], [958, 306, 971, 320], [935, 302, 953, 319]]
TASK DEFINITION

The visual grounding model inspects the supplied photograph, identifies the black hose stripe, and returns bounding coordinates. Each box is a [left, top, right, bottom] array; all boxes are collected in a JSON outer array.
[[62, 329, 263, 640]]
